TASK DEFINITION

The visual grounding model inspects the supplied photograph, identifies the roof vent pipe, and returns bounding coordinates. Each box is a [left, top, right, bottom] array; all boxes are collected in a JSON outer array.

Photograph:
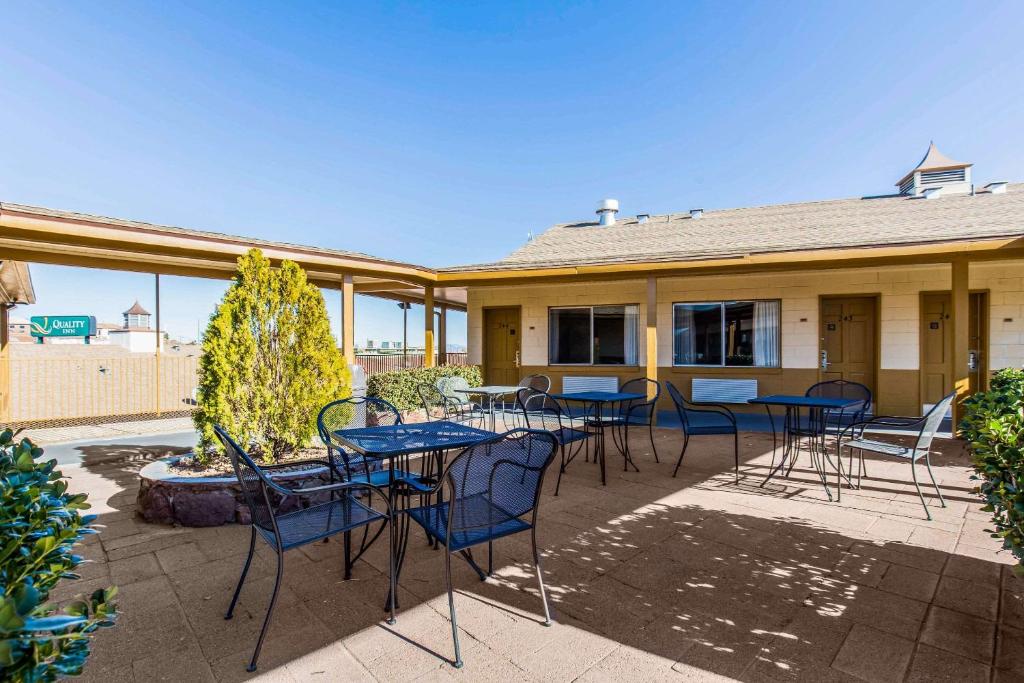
[[690, 208, 704, 219], [597, 199, 619, 226]]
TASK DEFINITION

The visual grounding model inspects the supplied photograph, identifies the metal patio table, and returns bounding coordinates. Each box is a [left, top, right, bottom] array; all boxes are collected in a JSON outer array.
[[331, 420, 496, 607], [550, 390, 645, 486], [452, 385, 520, 431], [749, 394, 862, 500]]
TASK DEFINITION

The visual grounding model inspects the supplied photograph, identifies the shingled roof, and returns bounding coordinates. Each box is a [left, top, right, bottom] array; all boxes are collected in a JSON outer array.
[[441, 183, 1024, 272]]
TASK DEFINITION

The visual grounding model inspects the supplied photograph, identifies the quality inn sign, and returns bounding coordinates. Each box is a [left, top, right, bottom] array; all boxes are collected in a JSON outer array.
[[30, 316, 98, 338]]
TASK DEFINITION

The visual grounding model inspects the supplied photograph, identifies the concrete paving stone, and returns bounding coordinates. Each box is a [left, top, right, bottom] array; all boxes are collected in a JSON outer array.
[[108, 552, 164, 585], [280, 642, 376, 681], [155, 540, 209, 573], [907, 525, 959, 552], [208, 623, 333, 683], [943, 553, 1004, 584], [905, 643, 992, 683], [919, 605, 997, 663], [131, 640, 217, 683], [804, 583, 927, 640], [830, 623, 914, 683], [933, 573, 999, 620], [576, 644, 683, 682], [995, 625, 1024, 674], [864, 516, 917, 542], [877, 563, 940, 603]]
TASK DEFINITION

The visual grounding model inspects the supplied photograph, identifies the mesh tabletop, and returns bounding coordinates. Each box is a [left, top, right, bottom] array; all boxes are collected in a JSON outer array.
[[551, 391, 645, 403], [749, 394, 862, 409], [333, 420, 496, 458]]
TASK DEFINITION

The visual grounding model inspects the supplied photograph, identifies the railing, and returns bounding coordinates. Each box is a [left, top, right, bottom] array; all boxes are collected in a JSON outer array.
[[354, 352, 468, 376], [8, 355, 200, 424]]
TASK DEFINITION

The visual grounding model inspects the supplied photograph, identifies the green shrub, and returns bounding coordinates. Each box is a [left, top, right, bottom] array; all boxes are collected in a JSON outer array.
[[960, 368, 1024, 574], [367, 365, 483, 412], [0, 429, 117, 681], [194, 249, 351, 463]]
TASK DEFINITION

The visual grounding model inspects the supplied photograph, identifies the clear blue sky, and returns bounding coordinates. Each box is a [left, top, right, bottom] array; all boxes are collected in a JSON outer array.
[[3, 1, 1023, 344]]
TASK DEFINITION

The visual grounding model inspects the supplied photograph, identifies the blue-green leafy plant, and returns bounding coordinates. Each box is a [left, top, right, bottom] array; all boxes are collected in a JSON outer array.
[[0, 429, 117, 681], [960, 368, 1024, 575]]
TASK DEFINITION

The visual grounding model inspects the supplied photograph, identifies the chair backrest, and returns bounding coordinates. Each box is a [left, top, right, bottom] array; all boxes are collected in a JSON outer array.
[[318, 397, 401, 455], [213, 425, 276, 534], [444, 429, 558, 536], [518, 374, 551, 392], [666, 381, 694, 431], [418, 382, 449, 421], [516, 387, 564, 431], [916, 391, 955, 453], [619, 377, 660, 420], [806, 380, 872, 417], [437, 375, 472, 405]]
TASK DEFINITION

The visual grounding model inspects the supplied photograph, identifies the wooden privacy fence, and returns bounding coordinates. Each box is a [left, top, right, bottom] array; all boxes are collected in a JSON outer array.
[[6, 352, 469, 425]]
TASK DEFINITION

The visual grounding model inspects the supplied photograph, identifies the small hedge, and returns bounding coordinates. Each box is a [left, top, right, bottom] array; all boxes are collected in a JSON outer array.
[[0, 429, 117, 680], [960, 368, 1024, 575], [366, 365, 483, 413]]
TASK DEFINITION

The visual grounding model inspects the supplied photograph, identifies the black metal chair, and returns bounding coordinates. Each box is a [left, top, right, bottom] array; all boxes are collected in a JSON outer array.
[[214, 425, 396, 672], [791, 379, 873, 482], [666, 381, 739, 482], [838, 391, 955, 519], [395, 429, 558, 668], [503, 374, 552, 428], [590, 377, 661, 470], [517, 387, 594, 495], [318, 397, 412, 578], [418, 382, 483, 427], [437, 376, 487, 426]]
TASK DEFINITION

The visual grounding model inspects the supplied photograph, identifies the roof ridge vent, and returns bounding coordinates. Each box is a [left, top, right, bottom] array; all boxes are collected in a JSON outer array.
[[690, 208, 704, 219], [896, 142, 972, 197], [637, 213, 650, 224], [596, 199, 619, 226], [985, 181, 1008, 195]]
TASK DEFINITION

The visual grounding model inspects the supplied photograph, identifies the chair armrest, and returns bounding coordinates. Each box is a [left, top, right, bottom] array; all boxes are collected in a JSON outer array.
[[270, 478, 393, 510], [260, 458, 334, 471], [689, 403, 738, 423], [391, 474, 445, 496], [838, 414, 924, 439]]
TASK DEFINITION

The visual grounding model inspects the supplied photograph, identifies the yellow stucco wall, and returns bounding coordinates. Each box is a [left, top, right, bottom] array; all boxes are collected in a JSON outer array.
[[466, 259, 1024, 413]]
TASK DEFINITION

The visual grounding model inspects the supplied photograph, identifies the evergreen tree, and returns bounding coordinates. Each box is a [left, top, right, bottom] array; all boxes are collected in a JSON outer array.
[[194, 249, 350, 463]]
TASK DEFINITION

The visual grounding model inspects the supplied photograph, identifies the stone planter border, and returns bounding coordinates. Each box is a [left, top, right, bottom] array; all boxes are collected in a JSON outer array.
[[137, 455, 334, 527]]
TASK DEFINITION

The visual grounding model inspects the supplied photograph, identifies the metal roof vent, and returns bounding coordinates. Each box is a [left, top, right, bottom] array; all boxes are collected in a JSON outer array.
[[596, 199, 619, 226], [636, 213, 650, 224], [897, 142, 973, 197], [690, 208, 704, 219], [986, 181, 1008, 195]]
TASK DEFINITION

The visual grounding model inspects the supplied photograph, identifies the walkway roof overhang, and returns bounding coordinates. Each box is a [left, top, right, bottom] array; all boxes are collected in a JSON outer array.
[[0, 260, 36, 305], [4, 201, 1024, 302], [434, 235, 1024, 287], [0, 202, 466, 309]]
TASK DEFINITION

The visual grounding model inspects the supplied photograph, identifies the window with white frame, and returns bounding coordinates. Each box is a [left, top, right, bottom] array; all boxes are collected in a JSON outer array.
[[548, 305, 640, 365], [673, 300, 780, 367]]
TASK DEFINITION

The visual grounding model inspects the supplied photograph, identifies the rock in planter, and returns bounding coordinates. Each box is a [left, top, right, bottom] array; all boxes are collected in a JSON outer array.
[[172, 490, 237, 527]]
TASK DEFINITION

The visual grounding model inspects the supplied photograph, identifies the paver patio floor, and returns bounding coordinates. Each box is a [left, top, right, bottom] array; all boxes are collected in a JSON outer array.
[[56, 428, 1024, 682]]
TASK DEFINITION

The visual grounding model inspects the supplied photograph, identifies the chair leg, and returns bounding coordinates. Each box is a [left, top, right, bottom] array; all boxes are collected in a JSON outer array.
[[924, 454, 946, 509], [672, 434, 689, 478], [733, 431, 739, 484], [344, 530, 352, 580], [386, 515, 397, 625], [225, 526, 256, 620], [532, 527, 553, 626], [487, 540, 493, 577], [909, 457, 932, 521], [649, 422, 659, 464], [248, 547, 284, 672], [554, 443, 567, 496], [444, 551, 463, 668]]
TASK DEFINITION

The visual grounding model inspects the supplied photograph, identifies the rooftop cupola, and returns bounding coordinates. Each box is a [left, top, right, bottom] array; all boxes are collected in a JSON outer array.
[[896, 142, 972, 197]]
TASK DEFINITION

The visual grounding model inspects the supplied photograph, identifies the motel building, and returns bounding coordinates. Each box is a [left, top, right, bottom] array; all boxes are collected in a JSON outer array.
[[0, 143, 1022, 422]]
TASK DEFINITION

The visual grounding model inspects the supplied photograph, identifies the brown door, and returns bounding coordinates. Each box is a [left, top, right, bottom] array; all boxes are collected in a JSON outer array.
[[483, 307, 520, 385], [820, 297, 876, 400], [921, 292, 987, 406]]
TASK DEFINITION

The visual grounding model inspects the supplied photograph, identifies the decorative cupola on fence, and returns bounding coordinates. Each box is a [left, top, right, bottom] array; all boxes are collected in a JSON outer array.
[[896, 142, 973, 198]]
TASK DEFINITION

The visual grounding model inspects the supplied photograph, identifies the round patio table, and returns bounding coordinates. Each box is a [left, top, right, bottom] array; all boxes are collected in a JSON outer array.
[[550, 390, 645, 486]]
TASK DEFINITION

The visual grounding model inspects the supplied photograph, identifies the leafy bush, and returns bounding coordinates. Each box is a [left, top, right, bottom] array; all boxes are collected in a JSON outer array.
[[0, 429, 117, 681], [367, 365, 483, 412], [960, 368, 1024, 574], [194, 249, 351, 463]]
